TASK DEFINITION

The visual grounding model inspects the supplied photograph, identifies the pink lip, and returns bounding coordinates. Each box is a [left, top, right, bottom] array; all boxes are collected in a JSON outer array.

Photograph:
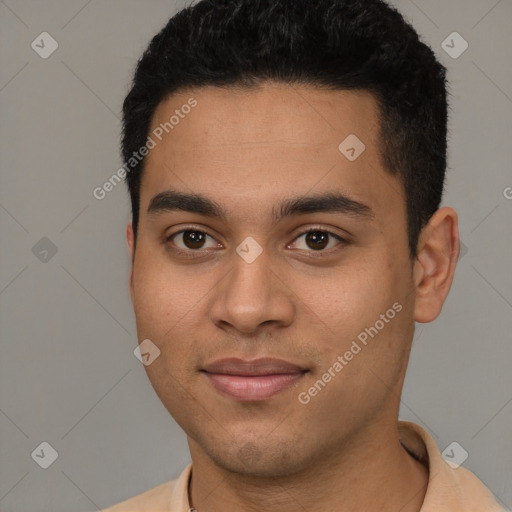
[[202, 357, 308, 401]]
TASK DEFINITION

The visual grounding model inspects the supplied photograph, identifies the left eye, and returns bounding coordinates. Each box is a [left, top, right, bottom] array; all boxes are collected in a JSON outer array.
[[290, 230, 344, 251]]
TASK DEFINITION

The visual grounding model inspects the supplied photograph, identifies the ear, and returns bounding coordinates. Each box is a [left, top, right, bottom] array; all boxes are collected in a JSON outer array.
[[126, 221, 135, 304], [413, 207, 459, 323]]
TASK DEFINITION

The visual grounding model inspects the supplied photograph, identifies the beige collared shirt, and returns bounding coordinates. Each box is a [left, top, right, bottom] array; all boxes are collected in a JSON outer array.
[[103, 420, 507, 511]]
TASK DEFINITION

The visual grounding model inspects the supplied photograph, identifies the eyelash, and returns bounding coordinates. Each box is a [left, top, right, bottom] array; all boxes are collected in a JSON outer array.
[[164, 226, 348, 258]]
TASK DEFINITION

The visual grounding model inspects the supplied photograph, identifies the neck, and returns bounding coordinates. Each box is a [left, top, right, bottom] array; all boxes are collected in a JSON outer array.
[[187, 418, 428, 512]]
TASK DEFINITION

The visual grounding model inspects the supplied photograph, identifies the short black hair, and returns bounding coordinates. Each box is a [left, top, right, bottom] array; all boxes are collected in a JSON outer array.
[[122, 0, 449, 259]]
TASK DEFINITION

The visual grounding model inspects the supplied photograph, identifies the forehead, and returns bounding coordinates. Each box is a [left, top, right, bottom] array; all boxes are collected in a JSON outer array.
[[149, 82, 379, 152], [140, 82, 404, 223]]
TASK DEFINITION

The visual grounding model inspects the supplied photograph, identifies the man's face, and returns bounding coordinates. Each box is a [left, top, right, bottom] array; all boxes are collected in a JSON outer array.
[[127, 83, 418, 476]]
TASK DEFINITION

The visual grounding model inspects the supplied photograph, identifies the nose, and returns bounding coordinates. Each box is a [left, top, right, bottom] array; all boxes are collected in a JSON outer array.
[[208, 246, 295, 336]]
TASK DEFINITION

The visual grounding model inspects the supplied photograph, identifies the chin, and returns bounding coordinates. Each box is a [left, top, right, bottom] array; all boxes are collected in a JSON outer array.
[[202, 436, 312, 479]]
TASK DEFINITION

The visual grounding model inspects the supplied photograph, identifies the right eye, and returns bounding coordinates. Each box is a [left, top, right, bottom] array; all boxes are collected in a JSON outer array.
[[166, 229, 222, 252]]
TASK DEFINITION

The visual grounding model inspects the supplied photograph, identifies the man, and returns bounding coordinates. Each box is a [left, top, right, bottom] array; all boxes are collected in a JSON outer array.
[[105, 0, 506, 510]]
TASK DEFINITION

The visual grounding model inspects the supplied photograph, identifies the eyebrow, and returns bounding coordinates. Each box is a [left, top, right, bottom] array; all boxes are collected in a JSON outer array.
[[147, 188, 374, 223]]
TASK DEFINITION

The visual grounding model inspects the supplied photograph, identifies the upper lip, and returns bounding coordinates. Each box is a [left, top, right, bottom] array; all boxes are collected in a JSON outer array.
[[202, 357, 308, 376]]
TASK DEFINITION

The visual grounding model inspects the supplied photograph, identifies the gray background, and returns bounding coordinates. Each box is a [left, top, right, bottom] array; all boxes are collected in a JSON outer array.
[[0, 0, 511, 510]]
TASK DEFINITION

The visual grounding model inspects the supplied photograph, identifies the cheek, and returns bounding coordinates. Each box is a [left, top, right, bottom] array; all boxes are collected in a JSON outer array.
[[131, 258, 200, 409], [303, 258, 409, 367], [301, 263, 388, 332], [130, 253, 216, 380], [131, 250, 198, 334]]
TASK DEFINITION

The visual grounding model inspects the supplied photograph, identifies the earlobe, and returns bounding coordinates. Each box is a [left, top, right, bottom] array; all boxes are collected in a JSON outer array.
[[413, 207, 459, 323]]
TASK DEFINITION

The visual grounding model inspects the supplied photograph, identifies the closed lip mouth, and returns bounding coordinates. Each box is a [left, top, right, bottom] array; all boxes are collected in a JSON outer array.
[[201, 357, 308, 376]]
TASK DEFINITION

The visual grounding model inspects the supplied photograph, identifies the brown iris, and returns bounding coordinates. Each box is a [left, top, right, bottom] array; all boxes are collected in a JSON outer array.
[[182, 230, 207, 249], [304, 231, 329, 250]]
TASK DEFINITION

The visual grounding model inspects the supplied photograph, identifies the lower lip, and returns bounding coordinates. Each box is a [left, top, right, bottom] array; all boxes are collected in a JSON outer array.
[[203, 372, 306, 401]]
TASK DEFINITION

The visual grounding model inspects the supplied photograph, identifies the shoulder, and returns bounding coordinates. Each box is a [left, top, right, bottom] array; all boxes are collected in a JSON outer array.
[[398, 421, 507, 511], [440, 464, 507, 511], [102, 478, 177, 512], [103, 462, 192, 511]]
